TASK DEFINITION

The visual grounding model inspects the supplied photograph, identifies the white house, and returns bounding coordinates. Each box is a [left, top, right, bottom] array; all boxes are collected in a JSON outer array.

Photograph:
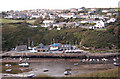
[[58, 14, 76, 19], [78, 8, 83, 11], [58, 22, 67, 27], [31, 26, 38, 28], [57, 28, 61, 30], [4, 15, 13, 19], [107, 18, 116, 23], [94, 20, 105, 28], [79, 13, 84, 15], [80, 21, 88, 23], [49, 15, 55, 19], [43, 20, 54, 27], [107, 13, 112, 16], [91, 8, 96, 12], [102, 10, 109, 13], [30, 15, 40, 19], [89, 26, 95, 29], [53, 23, 59, 28]]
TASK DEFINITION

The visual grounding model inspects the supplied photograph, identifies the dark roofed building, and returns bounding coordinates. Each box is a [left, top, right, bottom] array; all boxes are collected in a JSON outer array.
[[16, 45, 27, 52], [37, 46, 49, 52], [36, 43, 49, 52], [60, 44, 72, 50], [39, 43, 44, 47]]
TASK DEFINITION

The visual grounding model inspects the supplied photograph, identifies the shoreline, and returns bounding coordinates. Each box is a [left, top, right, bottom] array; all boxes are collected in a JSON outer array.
[[1, 52, 120, 59]]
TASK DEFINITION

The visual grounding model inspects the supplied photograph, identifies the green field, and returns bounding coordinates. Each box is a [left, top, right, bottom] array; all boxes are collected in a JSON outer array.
[[95, 29, 106, 31], [1, 19, 35, 24]]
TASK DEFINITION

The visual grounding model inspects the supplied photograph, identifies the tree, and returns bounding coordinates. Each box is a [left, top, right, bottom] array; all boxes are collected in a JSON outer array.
[[114, 26, 120, 35], [90, 23, 96, 26], [81, 7, 85, 10], [95, 18, 99, 20], [21, 20, 28, 26], [54, 26, 58, 29], [34, 17, 43, 25], [106, 25, 114, 33]]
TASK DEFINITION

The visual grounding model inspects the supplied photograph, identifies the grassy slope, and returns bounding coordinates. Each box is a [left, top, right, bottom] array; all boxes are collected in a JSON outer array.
[[1, 19, 35, 24]]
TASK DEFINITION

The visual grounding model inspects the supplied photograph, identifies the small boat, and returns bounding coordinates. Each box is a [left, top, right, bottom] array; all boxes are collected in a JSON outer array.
[[3, 74, 11, 76], [96, 59, 100, 61], [89, 59, 92, 61], [5, 64, 11, 67], [6, 69, 12, 72], [74, 63, 78, 66], [19, 62, 29, 67], [92, 59, 96, 62], [64, 71, 71, 75], [65, 68, 71, 71], [27, 74, 35, 77], [43, 69, 49, 72], [49, 51, 53, 53], [113, 62, 120, 66]]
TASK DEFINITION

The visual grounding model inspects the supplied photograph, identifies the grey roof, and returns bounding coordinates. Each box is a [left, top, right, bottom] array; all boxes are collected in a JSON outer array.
[[16, 45, 27, 51], [39, 43, 44, 47]]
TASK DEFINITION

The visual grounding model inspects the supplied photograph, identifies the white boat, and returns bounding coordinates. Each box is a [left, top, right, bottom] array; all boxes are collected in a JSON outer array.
[[27, 74, 35, 77], [64, 71, 71, 75], [74, 63, 78, 66], [5, 64, 11, 67], [113, 62, 120, 66], [19, 62, 29, 67], [50, 47, 58, 51], [6, 69, 12, 72]]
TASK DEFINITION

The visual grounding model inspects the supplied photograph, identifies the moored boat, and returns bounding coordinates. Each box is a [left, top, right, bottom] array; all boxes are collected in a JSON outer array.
[[19, 62, 29, 67], [113, 62, 120, 66], [64, 71, 71, 75], [27, 74, 35, 77]]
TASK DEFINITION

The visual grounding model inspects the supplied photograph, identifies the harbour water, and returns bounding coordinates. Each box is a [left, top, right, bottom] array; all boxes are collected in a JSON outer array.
[[12, 58, 118, 77]]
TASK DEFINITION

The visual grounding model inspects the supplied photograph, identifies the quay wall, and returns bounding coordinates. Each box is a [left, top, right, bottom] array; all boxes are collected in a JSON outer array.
[[1, 52, 120, 59]]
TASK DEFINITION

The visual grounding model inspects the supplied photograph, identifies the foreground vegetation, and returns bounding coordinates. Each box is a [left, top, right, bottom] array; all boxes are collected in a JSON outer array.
[[2, 24, 119, 51]]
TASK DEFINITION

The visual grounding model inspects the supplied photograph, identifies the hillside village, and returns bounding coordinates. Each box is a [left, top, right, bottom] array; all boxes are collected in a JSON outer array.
[[1, 0, 120, 78], [2, 8, 118, 30], [1, 7, 120, 52]]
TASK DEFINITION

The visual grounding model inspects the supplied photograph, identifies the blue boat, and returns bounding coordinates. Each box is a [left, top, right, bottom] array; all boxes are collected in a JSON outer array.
[[74, 63, 79, 66], [27, 74, 35, 77]]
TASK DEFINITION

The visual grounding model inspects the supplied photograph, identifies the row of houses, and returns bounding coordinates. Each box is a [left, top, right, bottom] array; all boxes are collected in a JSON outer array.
[[3, 8, 118, 20], [2, 8, 118, 29], [40, 17, 116, 29], [4, 12, 118, 20], [15, 43, 77, 53]]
